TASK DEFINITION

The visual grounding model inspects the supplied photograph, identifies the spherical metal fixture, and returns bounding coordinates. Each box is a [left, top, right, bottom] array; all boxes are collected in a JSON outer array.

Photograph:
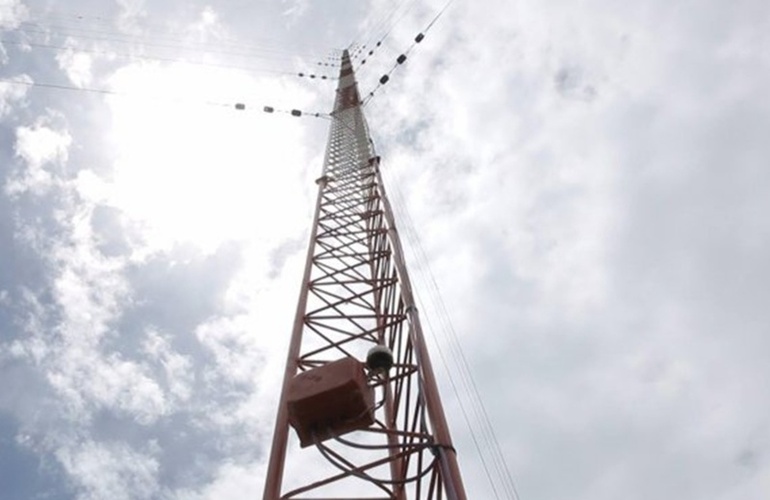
[[366, 345, 394, 373]]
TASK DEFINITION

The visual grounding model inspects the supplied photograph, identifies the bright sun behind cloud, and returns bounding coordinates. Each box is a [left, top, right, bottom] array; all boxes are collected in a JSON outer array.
[[96, 62, 317, 255]]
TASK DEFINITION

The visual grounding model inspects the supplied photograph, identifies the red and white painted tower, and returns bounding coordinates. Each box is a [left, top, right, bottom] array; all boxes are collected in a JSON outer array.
[[262, 49, 467, 500]]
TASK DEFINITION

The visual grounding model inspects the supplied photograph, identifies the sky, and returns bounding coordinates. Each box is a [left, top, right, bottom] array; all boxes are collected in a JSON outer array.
[[1, 0, 770, 499]]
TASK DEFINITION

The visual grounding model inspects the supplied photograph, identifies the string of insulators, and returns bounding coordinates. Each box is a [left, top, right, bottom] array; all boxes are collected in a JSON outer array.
[[317, 51, 341, 67], [232, 102, 329, 119], [353, 0, 413, 65], [363, 31, 424, 105], [352, 43, 366, 59], [359, 41, 384, 66], [0, 75, 332, 117], [361, 0, 454, 104], [297, 72, 334, 80], [354, 0, 424, 66]]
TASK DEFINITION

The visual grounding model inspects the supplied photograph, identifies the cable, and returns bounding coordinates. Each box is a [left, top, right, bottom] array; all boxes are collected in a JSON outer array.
[[0, 77, 239, 112], [0, 77, 332, 119], [350, 0, 418, 63], [351, 107, 519, 498], [406, 178, 518, 499], [12, 23, 327, 62], [425, 0, 457, 32], [0, 77, 129, 98], [361, 0, 457, 106], [23, 8, 315, 53], [377, 162, 506, 500], [0, 38, 298, 78], [17, 20, 327, 60], [376, 141, 522, 499], [3, 29, 338, 81]]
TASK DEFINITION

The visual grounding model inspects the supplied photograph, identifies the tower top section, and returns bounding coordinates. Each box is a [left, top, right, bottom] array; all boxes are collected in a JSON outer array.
[[335, 49, 362, 112]]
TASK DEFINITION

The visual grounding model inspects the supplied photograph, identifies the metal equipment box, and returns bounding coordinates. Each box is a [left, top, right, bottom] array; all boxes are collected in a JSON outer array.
[[287, 357, 375, 448]]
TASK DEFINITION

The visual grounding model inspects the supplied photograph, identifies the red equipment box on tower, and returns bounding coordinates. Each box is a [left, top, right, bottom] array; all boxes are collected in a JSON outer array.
[[287, 357, 375, 448]]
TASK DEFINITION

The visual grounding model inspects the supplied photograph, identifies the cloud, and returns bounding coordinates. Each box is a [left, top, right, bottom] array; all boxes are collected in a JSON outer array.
[[0, 0, 28, 29], [6, 114, 72, 196], [55, 440, 160, 500], [186, 6, 227, 43], [143, 330, 194, 403], [116, 0, 148, 33], [94, 60, 315, 255], [281, 0, 309, 25], [1, 93, 303, 500], [175, 461, 264, 500], [56, 43, 94, 88], [3, 161, 233, 498], [364, 0, 770, 497], [6, 176, 169, 427], [0, 75, 31, 118]]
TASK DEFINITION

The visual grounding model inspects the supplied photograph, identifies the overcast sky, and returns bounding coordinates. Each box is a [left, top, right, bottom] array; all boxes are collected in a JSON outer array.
[[2, 0, 770, 499]]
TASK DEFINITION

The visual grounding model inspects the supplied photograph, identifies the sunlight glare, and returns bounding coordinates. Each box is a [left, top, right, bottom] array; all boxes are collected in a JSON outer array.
[[103, 62, 317, 255]]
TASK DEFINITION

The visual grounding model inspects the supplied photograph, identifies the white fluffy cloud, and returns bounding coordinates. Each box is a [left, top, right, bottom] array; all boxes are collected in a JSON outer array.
[[0, 0, 27, 29], [6, 115, 72, 195], [56, 46, 94, 88], [56, 440, 160, 500]]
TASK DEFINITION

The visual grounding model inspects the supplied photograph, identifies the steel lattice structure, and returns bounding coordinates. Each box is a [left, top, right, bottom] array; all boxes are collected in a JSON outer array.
[[263, 50, 467, 500]]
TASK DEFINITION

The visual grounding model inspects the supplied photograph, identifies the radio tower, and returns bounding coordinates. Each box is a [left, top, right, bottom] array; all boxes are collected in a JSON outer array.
[[262, 49, 467, 500]]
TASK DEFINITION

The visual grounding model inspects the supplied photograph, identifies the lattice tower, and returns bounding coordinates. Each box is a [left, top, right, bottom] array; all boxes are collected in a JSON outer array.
[[263, 49, 467, 500]]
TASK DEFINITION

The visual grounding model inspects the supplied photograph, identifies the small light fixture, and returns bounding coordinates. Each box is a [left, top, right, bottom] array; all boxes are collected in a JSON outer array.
[[366, 345, 394, 374]]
